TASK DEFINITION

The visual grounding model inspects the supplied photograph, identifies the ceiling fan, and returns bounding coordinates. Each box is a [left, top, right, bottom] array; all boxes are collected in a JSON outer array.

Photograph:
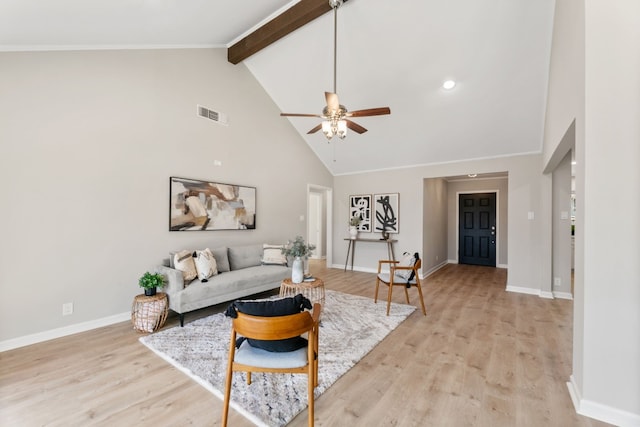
[[280, 0, 390, 140]]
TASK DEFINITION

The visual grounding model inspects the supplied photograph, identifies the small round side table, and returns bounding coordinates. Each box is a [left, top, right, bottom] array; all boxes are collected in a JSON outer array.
[[131, 292, 168, 333], [279, 277, 325, 306]]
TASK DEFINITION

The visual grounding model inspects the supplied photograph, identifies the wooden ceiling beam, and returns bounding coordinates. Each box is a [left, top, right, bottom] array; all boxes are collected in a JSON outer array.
[[228, 0, 335, 64]]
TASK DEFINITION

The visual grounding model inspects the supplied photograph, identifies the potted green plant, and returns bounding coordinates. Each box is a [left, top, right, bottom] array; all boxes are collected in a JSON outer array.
[[139, 272, 165, 296], [281, 236, 316, 284]]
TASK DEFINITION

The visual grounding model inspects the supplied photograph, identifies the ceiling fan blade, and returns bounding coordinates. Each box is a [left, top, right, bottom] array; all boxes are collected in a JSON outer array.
[[347, 107, 391, 117], [307, 123, 323, 134], [325, 92, 340, 112], [345, 119, 368, 134], [281, 113, 321, 117]]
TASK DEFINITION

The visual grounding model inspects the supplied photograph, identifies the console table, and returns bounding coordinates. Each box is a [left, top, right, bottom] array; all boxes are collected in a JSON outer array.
[[344, 238, 397, 271]]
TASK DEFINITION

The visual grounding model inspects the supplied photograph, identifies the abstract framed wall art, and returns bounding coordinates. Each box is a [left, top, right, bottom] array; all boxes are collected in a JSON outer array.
[[169, 177, 256, 231], [349, 194, 372, 232], [374, 193, 399, 234]]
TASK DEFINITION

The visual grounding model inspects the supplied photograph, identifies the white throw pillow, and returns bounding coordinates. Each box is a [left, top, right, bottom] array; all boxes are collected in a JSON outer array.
[[262, 244, 288, 266], [173, 250, 197, 283], [194, 248, 218, 281], [395, 252, 416, 280]]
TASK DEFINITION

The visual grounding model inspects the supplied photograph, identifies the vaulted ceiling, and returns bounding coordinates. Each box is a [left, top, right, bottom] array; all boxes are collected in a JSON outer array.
[[1, 0, 555, 175]]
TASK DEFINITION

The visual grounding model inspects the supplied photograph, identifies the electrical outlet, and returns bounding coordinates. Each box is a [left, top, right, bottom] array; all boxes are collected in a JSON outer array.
[[62, 302, 73, 316], [435, 255, 439, 261], [553, 278, 561, 289]]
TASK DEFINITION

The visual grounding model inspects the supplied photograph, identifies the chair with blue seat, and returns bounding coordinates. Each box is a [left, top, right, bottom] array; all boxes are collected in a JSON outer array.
[[221, 302, 321, 427], [375, 253, 426, 316]]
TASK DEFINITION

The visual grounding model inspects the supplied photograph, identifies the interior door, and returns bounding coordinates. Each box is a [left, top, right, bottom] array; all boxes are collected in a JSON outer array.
[[458, 193, 496, 266]]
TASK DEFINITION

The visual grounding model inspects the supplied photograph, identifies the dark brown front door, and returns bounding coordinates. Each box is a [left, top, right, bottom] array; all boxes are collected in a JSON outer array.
[[458, 193, 496, 267]]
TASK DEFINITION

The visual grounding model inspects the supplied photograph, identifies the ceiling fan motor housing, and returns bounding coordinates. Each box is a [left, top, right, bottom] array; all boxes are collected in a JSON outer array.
[[322, 105, 347, 119]]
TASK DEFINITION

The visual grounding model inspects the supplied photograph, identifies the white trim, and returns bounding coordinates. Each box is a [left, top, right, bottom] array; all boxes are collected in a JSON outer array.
[[553, 291, 573, 300], [507, 285, 574, 301], [0, 312, 130, 352], [505, 285, 542, 296], [539, 291, 554, 299], [0, 44, 222, 52], [447, 258, 458, 264], [307, 184, 333, 270], [334, 150, 541, 177], [332, 264, 377, 274], [567, 375, 582, 412], [497, 263, 508, 268], [424, 261, 448, 277], [567, 375, 640, 427]]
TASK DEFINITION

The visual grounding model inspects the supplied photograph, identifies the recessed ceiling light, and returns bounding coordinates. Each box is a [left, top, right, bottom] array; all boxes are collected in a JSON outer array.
[[468, 173, 477, 178], [443, 80, 456, 90]]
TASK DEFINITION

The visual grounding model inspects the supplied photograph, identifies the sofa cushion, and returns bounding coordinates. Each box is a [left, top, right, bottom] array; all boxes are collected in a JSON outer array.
[[210, 246, 230, 273], [224, 294, 312, 352], [173, 250, 197, 283], [262, 244, 287, 266], [228, 244, 263, 270], [194, 248, 218, 281]]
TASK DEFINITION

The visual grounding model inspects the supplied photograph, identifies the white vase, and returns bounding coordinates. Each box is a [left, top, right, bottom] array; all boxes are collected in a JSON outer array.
[[349, 226, 358, 239], [291, 256, 304, 283]]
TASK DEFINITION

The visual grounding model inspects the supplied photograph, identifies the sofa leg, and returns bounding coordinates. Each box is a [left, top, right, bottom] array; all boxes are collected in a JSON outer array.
[[179, 313, 185, 327]]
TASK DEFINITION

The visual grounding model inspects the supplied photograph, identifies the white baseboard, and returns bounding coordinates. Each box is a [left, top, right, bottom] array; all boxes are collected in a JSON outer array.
[[497, 263, 508, 269], [540, 290, 555, 299], [505, 285, 542, 296], [567, 375, 640, 427], [332, 264, 377, 274], [424, 261, 448, 277], [553, 291, 573, 300], [332, 262, 445, 278], [0, 311, 131, 352], [507, 286, 575, 301]]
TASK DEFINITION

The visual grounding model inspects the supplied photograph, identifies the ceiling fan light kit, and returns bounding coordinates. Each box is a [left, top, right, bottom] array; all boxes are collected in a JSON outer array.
[[280, 0, 390, 142]]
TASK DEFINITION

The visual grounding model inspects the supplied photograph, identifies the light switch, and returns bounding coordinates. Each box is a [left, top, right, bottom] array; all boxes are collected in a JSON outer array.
[[299, 215, 305, 221], [528, 211, 535, 220], [561, 211, 569, 220]]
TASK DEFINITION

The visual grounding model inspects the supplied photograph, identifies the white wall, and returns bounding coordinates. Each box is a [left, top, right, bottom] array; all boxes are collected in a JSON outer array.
[[543, 0, 640, 424], [446, 177, 508, 267], [551, 152, 572, 297], [333, 154, 550, 295], [0, 49, 333, 344], [581, 0, 640, 422], [423, 178, 448, 273]]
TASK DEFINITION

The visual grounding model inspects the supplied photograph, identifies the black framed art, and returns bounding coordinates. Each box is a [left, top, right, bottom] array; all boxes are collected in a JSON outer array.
[[349, 194, 372, 232], [374, 193, 399, 234]]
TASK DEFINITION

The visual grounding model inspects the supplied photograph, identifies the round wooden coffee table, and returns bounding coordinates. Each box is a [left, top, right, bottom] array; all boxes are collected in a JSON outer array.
[[279, 277, 325, 305]]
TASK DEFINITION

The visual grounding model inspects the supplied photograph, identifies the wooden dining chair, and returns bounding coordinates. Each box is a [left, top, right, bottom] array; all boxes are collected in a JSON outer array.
[[221, 303, 322, 427], [375, 257, 426, 316]]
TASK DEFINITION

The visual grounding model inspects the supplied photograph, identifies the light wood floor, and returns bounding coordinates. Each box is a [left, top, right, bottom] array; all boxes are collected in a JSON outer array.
[[0, 262, 610, 427]]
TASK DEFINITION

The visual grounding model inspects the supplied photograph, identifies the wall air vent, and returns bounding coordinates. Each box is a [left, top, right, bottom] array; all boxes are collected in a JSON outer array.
[[197, 105, 228, 126]]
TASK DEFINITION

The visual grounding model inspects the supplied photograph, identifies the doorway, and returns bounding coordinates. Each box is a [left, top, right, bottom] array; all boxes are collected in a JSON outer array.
[[458, 192, 497, 266], [307, 185, 333, 268]]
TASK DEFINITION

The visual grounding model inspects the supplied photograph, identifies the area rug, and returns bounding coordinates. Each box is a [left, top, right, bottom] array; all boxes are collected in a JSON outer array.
[[139, 289, 415, 426]]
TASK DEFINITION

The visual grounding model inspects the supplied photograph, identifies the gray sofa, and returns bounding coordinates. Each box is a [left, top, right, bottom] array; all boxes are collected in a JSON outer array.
[[154, 244, 291, 326]]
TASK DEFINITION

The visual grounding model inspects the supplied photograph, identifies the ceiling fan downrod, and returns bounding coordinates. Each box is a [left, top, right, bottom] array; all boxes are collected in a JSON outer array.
[[330, 0, 341, 94]]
